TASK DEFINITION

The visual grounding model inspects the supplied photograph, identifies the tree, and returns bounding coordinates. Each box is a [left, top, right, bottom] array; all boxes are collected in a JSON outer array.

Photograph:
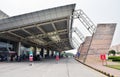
[[108, 50, 116, 56]]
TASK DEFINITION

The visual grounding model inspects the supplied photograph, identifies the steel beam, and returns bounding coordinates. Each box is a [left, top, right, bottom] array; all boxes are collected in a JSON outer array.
[[8, 32, 25, 39], [27, 29, 68, 39], [47, 38, 69, 45], [22, 28, 32, 35], [73, 27, 85, 41], [72, 9, 96, 34]]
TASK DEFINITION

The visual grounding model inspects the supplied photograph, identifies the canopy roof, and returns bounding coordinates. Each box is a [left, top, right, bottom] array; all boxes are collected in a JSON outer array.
[[0, 4, 76, 51]]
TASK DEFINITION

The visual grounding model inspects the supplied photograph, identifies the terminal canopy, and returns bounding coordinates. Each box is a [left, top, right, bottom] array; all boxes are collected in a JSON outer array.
[[0, 4, 76, 51]]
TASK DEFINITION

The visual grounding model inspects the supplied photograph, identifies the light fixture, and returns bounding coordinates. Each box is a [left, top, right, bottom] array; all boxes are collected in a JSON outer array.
[[50, 35, 60, 42]]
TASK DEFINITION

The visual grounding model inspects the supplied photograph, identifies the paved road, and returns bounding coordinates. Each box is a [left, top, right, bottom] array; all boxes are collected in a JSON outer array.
[[0, 58, 107, 77]]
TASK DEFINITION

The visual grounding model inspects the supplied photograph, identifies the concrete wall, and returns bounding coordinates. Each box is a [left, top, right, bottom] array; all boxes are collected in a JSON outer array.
[[85, 23, 116, 64], [78, 36, 92, 62]]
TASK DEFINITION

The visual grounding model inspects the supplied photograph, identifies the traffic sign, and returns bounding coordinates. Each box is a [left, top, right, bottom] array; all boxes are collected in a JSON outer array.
[[100, 54, 106, 60]]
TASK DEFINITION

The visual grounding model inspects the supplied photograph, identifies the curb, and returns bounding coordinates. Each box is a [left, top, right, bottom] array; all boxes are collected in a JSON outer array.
[[75, 59, 116, 77]]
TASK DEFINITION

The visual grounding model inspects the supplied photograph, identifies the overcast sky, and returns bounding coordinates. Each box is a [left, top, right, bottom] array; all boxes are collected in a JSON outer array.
[[0, 0, 120, 51]]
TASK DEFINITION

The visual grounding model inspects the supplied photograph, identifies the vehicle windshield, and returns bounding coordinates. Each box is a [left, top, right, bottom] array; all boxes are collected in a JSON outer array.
[[0, 47, 8, 52]]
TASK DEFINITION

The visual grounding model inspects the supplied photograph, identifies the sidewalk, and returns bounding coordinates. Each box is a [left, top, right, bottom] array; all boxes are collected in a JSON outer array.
[[76, 59, 120, 77], [0, 58, 107, 77]]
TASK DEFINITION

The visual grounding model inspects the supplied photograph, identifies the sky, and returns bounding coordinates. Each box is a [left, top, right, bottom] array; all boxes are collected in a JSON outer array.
[[0, 0, 120, 54]]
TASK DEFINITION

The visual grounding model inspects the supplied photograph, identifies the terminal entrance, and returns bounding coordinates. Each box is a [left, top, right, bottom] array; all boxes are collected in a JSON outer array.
[[0, 38, 64, 62]]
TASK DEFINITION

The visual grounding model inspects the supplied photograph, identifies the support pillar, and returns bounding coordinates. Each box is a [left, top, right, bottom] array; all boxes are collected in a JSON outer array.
[[59, 52, 61, 58], [33, 47, 37, 56], [40, 48, 44, 58], [51, 51, 54, 57], [46, 49, 49, 58], [17, 42, 21, 56]]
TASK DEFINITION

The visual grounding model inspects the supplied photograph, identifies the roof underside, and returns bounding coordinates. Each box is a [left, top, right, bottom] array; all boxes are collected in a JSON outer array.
[[0, 4, 75, 51]]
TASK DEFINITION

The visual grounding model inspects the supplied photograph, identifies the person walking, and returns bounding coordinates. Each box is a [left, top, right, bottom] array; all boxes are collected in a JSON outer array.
[[56, 52, 59, 63]]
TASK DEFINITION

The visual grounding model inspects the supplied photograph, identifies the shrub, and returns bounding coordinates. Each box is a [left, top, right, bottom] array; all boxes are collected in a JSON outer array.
[[108, 56, 120, 62], [112, 58, 120, 61]]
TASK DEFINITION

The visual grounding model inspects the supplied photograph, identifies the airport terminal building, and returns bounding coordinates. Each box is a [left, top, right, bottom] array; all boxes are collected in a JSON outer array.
[[0, 4, 76, 61]]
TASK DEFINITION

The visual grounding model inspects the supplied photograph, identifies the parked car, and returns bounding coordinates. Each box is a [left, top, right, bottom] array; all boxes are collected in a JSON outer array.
[[0, 47, 16, 61]]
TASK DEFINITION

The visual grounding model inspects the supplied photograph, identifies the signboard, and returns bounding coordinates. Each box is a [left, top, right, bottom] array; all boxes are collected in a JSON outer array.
[[100, 54, 107, 65], [100, 54, 106, 60]]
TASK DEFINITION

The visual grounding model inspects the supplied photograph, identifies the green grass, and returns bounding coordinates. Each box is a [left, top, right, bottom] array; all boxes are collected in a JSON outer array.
[[106, 65, 120, 70]]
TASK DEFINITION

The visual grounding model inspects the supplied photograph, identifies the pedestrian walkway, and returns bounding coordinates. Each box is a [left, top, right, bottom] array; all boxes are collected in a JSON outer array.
[[77, 59, 120, 77], [88, 61, 120, 77], [0, 58, 107, 77]]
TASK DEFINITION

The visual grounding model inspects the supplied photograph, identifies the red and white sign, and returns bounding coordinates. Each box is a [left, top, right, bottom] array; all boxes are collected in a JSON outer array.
[[100, 54, 106, 60]]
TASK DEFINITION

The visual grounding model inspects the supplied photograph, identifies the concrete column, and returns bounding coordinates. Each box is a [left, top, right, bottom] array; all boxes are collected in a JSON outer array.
[[49, 50, 52, 57], [18, 42, 21, 56], [33, 47, 37, 56], [46, 49, 49, 58], [40, 48, 44, 58], [59, 52, 61, 57], [51, 51, 54, 57], [53, 51, 56, 56]]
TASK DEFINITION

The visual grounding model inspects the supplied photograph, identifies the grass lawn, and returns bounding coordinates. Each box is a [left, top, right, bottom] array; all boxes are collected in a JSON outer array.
[[106, 65, 120, 70]]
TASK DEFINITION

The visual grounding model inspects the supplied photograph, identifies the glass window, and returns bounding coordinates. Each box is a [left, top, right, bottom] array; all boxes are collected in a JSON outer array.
[[0, 47, 8, 52]]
